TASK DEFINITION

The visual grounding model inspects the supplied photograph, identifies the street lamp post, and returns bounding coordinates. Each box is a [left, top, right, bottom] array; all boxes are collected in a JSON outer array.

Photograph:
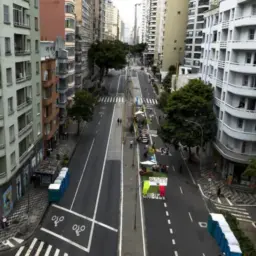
[[185, 119, 204, 172]]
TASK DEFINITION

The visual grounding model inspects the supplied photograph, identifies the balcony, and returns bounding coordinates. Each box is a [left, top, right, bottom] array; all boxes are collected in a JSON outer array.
[[45, 121, 59, 141], [17, 97, 32, 111], [229, 62, 256, 74], [214, 97, 221, 107], [15, 34, 31, 56], [227, 83, 256, 97], [234, 16, 256, 28], [43, 76, 59, 88], [44, 108, 59, 123], [13, 6, 30, 29], [0, 144, 5, 157], [16, 62, 32, 83], [231, 40, 256, 50], [218, 60, 225, 68], [216, 79, 223, 88], [214, 139, 255, 164], [18, 122, 33, 137], [222, 123, 256, 141], [43, 92, 59, 106], [58, 97, 68, 108], [0, 116, 3, 127], [225, 103, 256, 119]]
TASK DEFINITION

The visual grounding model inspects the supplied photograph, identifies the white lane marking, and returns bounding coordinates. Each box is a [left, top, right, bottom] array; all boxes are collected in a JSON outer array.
[[87, 103, 116, 252], [103, 97, 107, 102], [166, 211, 169, 216], [52, 204, 118, 232], [167, 219, 171, 224], [215, 206, 249, 215], [45, 245, 52, 256], [198, 184, 210, 213], [119, 143, 124, 256], [35, 241, 44, 256], [64, 254, 68, 256], [180, 150, 196, 185], [41, 228, 89, 252], [188, 212, 193, 222], [174, 251, 179, 256], [179, 186, 183, 194], [121, 97, 124, 103], [15, 246, 25, 256], [155, 99, 158, 104], [172, 166, 175, 172], [169, 228, 173, 234], [164, 203, 167, 207], [2, 240, 14, 247], [217, 197, 222, 204], [214, 204, 246, 211], [231, 213, 251, 219], [70, 139, 95, 210], [98, 121, 100, 125], [172, 239, 176, 245], [225, 197, 233, 206], [136, 141, 147, 256], [146, 98, 149, 104], [25, 238, 37, 256], [117, 75, 121, 93], [54, 249, 60, 256], [202, 253, 206, 256], [149, 99, 152, 104], [12, 237, 24, 244]]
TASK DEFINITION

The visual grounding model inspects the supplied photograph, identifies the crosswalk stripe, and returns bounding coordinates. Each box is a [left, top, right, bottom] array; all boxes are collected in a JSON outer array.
[[35, 241, 44, 256], [25, 238, 37, 256], [103, 97, 107, 102], [45, 245, 52, 256], [54, 248, 60, 256], [155, 99, 158, 104], [15, 246, 25, 256], [216, 206, 249, 215], [231, 213, 251, 219], [214, 204, 246, 211], [146, 99, 149, 104]]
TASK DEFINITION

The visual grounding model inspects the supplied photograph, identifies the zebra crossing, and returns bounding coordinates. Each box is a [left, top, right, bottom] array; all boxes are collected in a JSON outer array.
[[14, 237, 68, 256], [98, 96, 158, 105]]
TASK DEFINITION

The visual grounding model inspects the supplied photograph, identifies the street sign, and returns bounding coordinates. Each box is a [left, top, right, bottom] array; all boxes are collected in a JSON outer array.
[[72, 224, 86, 236], [51, 215, 64, 227]]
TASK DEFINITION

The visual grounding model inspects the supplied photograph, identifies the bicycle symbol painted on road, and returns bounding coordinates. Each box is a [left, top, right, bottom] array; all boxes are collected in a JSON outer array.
[[72, 224, 86, 236], [51, 215, 64, 227]]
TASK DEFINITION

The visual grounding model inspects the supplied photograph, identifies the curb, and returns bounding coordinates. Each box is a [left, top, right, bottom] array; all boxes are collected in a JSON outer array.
[[0, 122, 87, 254]]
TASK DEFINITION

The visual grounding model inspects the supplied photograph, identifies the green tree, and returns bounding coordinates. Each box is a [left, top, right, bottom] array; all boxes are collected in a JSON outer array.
[[160, 79, 216, 156], [68, 90, 96, 135], [243, 159, 256, 177], [158, 91, 170, 111], [162, 65, 176, 92], [88, 40, 127, 83], [130, 43, 147, 56]]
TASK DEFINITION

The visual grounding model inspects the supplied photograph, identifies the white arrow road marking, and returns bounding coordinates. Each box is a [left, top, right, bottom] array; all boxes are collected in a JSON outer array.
[[12, 237, 24, 244], [2, 240, 14, 248]]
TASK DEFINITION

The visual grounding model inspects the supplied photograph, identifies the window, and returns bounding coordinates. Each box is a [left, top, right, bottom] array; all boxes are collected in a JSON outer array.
[[243, 75, 249, 86], [8, 97, 13, 114], [65, 4, 74, 13], [37, 103, 40, 114], [9, 125, 15, 143], [36, 62, 39, 74], [237, 119, 243, 128], [6, 68, 12, 85], [249, 29, 255, 40], [252, 4, 256, 15], [246, 52, 252, 64], [36, 82, 40, 95], [5, 37, 11, 55], [35, 40, 39, 52], [251, 76, 256, 88], [10, 151, 16, 167], [34, 17, 38, 31], [65, 19, 75, 29], [3, 5, 10, 24], [227, 52, 230, 61], [37, 122, 41, 135], [231, 9, 234, 20], [222, 92, 225, 101], [34, 0, 38, 8], [229, 30, 233, 40], [220, 111, 223, 120]]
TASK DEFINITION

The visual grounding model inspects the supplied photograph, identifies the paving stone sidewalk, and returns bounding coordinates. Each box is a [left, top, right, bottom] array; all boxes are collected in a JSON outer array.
[[0, 121, 85, 251], [122, 99, 145, 256]]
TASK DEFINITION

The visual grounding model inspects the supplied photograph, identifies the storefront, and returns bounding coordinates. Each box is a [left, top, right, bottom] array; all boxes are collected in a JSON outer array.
[[0, 139, 43, 217]]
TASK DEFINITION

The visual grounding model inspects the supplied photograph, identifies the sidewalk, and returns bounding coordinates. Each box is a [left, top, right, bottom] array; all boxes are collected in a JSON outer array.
[[0, 121, 85, 251], [122, 100, 145, 255]]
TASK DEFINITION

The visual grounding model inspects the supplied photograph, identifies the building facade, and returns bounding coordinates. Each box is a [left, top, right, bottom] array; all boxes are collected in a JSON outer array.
[[104, 0, 119, 40], [0, 0, 43, 216], [161, 0, 188, 71], [184, 0, 210, 72], [41, 51, 59, 158], [200, 0, 256, 186]]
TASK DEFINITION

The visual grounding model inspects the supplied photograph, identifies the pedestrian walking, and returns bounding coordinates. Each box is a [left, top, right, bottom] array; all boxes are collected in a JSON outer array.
[[217, 187, 221, 197], [130, 140, 133, 148], [119, 118, 122, 124], [117, 118, 120, 125], [179, 165, 183, 173]]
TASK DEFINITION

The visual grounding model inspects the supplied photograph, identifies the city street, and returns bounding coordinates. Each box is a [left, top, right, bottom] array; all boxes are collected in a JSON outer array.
[[7, 71, 124, 256], [137, 70, 221, 256]]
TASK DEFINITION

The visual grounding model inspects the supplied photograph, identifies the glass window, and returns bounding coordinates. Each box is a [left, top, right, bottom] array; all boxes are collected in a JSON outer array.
[[249, 29, 255, 40], [6, 68, 12, 85], [237, 119, 243, 128], [3, 5, 9, 24], [36, 82, 40, 95], [9, 125, 15, 142], [246, 53, 252, 64], [34, 17, 38, 30], [8, 97, 13, 114], [10, 151, 16, 167], [5, 37, 11, 54]]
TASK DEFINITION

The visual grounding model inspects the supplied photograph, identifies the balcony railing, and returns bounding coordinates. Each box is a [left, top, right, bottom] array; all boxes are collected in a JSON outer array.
[[218, 60, 225, 68], [17, 97, 32, 111], [222, 20, 229, 29], [220, 41, 227, 48], [15, 49, 31, 56], [14, 21, 30, 29], [16, 73, 32, 83], [18, 122, 33, 137]]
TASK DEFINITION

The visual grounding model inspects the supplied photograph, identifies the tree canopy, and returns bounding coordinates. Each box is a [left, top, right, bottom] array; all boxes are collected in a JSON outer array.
[[159, 79, 216, 150], [162, 65, 176, 92], [130, 43, 147, 56], [68, 90, 97, 135], [243, 159, 256, 177], [88, 40, 127, 81]]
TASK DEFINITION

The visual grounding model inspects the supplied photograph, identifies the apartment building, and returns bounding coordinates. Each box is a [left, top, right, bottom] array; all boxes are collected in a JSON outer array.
[[0, 0, 43, 216], [41, 46, 59, 158], [161, 0, 188, 71], [184, 0, 210, 72], [141, 0, 148, 43], [75, 0, 93, 90], [200, 0, 256, 186]]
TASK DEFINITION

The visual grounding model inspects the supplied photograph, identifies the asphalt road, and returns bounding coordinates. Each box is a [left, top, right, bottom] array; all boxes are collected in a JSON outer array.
[[8, 71, 123, 256], [137, 69, 221, 256]]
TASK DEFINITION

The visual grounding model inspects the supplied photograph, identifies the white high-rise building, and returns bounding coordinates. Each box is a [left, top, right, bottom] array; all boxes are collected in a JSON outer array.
[[0, 0, 43, 216], [141, 0, 148, 43], [184, 0, 210, 72], [200, 0, 256, 186]]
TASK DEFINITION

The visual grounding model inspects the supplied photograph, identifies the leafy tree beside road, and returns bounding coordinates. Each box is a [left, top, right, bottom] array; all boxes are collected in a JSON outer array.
[[88, 40, 127, 83], [243, 159, 256, 177], [162, 65, 176, 92], [159, 79, 216, 155], [68, 90, 96, 135]]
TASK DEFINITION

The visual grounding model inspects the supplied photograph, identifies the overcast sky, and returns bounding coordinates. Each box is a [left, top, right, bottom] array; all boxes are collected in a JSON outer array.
[[112, 0, 142, 41]]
